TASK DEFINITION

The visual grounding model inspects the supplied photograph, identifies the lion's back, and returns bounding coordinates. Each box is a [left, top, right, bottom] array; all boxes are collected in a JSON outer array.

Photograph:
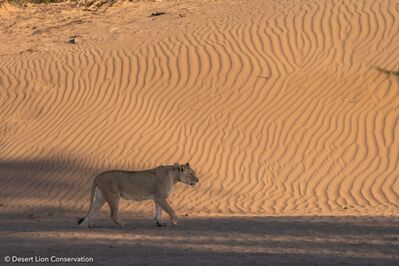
[[92, 166, 176, 200]]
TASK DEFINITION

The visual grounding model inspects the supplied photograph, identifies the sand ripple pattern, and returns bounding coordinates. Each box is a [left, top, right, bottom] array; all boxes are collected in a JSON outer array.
[[0, 0, 398, 216]]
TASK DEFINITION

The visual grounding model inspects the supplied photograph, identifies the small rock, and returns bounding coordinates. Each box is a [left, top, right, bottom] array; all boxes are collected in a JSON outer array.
[[32, 29, 42, 35], [150, 11, 166, 17], [66, 36, 77, 44]]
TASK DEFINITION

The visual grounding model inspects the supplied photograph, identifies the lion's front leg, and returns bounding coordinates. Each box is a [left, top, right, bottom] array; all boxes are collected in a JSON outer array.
[[155, 199, 178, 226]]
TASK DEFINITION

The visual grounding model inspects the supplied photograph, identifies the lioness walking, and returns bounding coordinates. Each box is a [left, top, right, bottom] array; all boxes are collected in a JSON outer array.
[[78, 162, 199, 228]]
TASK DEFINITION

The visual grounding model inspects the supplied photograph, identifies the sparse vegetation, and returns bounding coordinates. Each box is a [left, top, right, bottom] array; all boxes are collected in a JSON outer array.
[[7, 0, 65, 5], [3, 0, 166, 5]]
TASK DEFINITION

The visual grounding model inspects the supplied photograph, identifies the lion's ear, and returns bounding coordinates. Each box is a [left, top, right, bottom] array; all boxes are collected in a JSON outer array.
[[175, 163, 183, 172], [185, 162, 190, 167]]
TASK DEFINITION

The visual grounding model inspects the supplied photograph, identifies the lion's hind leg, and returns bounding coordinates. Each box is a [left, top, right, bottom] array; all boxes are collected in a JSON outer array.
[[154, 202, 166, 227]]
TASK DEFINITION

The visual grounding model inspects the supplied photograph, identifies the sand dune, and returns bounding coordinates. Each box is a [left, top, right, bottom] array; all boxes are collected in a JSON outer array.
[[0, 0, 398, 218]]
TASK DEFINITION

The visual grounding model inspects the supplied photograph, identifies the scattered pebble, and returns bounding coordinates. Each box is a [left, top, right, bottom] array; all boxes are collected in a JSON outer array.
[[32, 29, 42, 35], [66, 36, 76, 44], [150, 11, 166, 17]]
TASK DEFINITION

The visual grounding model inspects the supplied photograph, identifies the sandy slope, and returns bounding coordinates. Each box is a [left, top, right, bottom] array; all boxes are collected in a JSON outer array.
[[0, 0, 398, 219]]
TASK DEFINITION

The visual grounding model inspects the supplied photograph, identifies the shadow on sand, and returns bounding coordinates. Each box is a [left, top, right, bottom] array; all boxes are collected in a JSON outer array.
[[0, 215, 398, 265], [0, 158, 398, 265]]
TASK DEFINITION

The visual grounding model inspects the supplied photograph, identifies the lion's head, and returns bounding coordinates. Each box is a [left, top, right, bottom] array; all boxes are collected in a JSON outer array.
[[176, 162, 199, 187]]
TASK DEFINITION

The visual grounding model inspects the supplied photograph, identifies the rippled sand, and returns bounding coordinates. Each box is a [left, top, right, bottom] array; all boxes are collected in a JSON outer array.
[[0, 0, 398, 264]]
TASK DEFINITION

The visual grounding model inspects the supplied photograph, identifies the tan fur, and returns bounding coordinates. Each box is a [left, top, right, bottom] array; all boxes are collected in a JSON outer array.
[[78, 163, 198, 228]]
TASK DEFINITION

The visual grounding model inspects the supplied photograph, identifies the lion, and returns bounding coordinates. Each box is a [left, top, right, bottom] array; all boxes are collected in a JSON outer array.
[[78, 162, 199, 228]]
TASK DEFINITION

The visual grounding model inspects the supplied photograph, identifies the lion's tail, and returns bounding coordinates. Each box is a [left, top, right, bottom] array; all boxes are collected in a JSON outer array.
[[77, 177, 98, 225]]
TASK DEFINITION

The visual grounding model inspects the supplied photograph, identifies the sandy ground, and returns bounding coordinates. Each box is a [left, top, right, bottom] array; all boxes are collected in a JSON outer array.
[[0, 0, 399, 264], [1, 215, 398, 265]]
